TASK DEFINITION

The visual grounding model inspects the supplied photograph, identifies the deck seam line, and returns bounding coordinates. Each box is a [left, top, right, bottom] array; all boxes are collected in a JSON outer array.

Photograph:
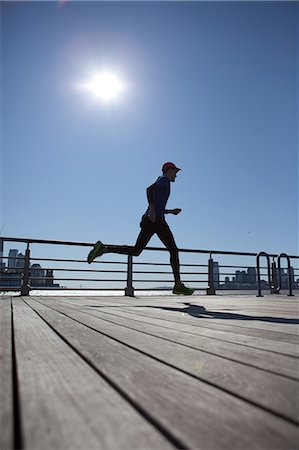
[[11, 298, 24, 450], [28, 298, 299, 427]]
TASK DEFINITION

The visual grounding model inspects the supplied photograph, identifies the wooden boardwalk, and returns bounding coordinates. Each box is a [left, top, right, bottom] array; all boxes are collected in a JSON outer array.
[[1, 294, 298, 450]]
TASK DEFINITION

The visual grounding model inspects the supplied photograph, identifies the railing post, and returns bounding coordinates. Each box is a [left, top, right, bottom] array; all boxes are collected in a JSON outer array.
[[21, 243, 31, 296], [271, 259, 279, 294], [277, 253, 294, 297], [256, 252, 271, 297], [206, 254, 216, 295], [125, 254, 134, 297], [0, 238, 3, 265]]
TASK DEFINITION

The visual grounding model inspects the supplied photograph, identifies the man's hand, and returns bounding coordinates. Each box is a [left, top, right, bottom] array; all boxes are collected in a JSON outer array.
[[172, 208, 182, 215]]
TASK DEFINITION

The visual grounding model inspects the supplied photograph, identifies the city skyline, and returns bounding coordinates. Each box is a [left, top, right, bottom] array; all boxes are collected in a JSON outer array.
[[0, 246, 297, 292], [0, 248, 59, 288]]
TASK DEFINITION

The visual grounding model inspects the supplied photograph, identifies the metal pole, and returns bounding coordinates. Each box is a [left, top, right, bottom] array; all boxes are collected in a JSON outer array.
[[271, 260, 279, 294], [0, 239, 3, 282], [256, 254, 262, 297], [256, 252, 271, 297], [0, 238, 3, 267], [207, 255, 216, 295], [288, 266, 294, 297], [278, 253, 294, 297], [21, 243, 31, 296], [125, 254, 134, 297]]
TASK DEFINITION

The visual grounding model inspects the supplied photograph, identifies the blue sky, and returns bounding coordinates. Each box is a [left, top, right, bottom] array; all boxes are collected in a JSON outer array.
[[1, 1, 298, 267]]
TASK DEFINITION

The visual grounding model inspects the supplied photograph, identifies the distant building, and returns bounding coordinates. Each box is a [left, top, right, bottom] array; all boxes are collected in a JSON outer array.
[[247, 267, 257, 284], [30, 264, 45, 287], [8, 249, 18, 269], [0, 248, 60, 289], [222, 267, 258, 289], [15, 253, 25, 273], [45, 269, 54, 286], [213, 262, 220, 287]]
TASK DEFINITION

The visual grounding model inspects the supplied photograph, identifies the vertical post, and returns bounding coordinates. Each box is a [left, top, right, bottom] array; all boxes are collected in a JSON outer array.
[[288, 266, 294, 297], [0, 238, 3, 267], [206, 254, 216, 295], [256, 253, 262, 297], [21, 243, 30, 296], [278, 253, 294, 297], [256, 252, 271, 297], [271, 259, 279, 294], [0, 239, 3, 282], [125, 254, 134, 297]]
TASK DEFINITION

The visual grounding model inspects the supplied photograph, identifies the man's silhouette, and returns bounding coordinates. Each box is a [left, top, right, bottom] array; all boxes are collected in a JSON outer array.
[[87, 162, 194, 295]]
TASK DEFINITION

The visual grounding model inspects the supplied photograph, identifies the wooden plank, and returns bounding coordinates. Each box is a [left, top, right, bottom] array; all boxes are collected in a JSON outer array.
[[106, 300, 299, 344], [0, 298, 14, 450], [47, 295, 299, 356], [53, 297, 299, 378], [30, 297, 299, 424], [12, 298, 173, 450], [25, 298, 298, 450]]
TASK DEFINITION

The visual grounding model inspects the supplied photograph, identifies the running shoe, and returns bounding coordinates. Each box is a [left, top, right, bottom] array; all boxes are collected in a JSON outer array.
[[172, 283, 194, 296], [87, 241, 106, 264]]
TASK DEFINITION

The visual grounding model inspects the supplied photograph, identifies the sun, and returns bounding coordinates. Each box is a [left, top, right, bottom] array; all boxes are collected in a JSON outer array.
[[80, 71, 125, 102]]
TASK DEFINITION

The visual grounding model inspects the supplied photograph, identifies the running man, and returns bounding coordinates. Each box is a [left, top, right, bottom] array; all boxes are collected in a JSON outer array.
[[87, 162, 194, 295]]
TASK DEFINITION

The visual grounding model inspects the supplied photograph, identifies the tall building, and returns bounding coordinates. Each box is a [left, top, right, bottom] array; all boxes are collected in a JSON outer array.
[[213, 262, 220, 287], [45, 269, 54, 286], [30, 264, 45, 287], [15, 253, 25, 273], [247, 267, 257, 284], [236, 270, 247, 283], [8, 249, 18, 269]]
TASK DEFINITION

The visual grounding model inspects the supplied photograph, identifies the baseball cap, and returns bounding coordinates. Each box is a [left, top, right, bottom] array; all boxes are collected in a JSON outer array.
[[162, 162, 181, 173]]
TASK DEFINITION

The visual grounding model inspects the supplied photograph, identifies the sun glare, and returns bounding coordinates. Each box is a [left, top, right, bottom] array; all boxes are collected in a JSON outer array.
[[80, 71, 125, 103]]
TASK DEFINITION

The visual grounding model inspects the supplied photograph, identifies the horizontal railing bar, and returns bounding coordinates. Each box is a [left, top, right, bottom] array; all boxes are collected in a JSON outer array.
[[28, 268, 207, 275], [2, 236, 298, 259], [132, 280, 208, 283], [1, 237, 95, 247], [29, 287, 124, 291], [1, 256, 26, 260], [2, 255, 299, 270], [133, 271, 207, 275], [29, 258, 127, 265], [0, 277, 22, 281], [0, 264, 282, 272], [134, 287, 207, 290], [0, 286, 21, 290], [30, 278, 127, 282], [29, 268, 128, 273]]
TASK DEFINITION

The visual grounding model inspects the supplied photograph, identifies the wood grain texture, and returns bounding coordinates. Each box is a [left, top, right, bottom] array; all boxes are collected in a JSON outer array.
[[48, 296, 298, 377], [2, 294, 298, 450], [23, 297, 298, 450], [12, 298, 173, 450], [29, 297, 299, 423]]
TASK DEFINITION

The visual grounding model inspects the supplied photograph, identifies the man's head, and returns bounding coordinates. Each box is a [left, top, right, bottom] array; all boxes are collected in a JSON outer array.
[[162, 162, 181, 182]]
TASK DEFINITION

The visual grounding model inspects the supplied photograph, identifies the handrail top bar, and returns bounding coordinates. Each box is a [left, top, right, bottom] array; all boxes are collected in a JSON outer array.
[[1, 236, 298, 259]]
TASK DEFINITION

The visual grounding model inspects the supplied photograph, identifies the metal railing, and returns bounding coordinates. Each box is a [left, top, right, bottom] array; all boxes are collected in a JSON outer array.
[[0, 237, 298, 297]]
